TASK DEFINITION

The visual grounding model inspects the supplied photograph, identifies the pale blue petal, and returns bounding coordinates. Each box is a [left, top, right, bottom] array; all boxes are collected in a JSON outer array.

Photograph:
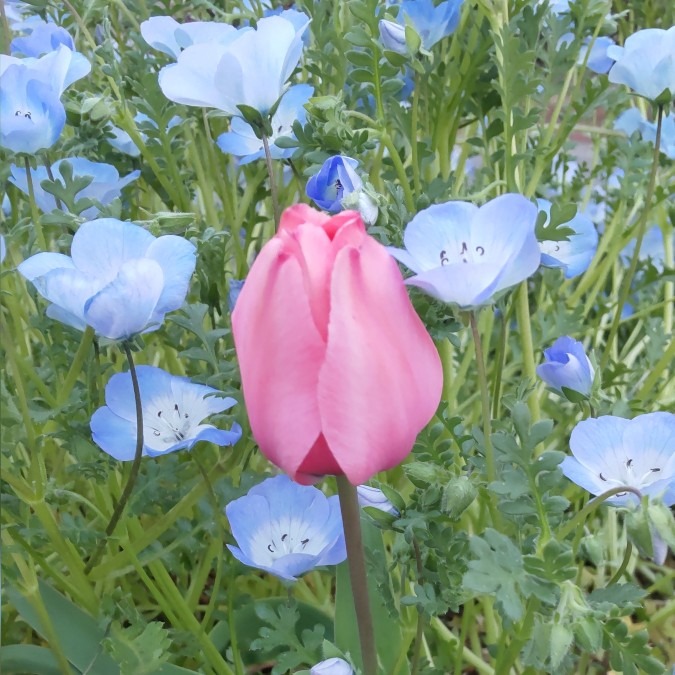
[[569, 416, 631, 473], [90, 406, 140, 461], [17, 252, 74, 280], [141, 16, 182, 58], [35, 267, 97, 324], [84, 259, 164, 339], [70, 219, 155, 277], [143, 235, 196, 315], [105, 365, 173, 421]]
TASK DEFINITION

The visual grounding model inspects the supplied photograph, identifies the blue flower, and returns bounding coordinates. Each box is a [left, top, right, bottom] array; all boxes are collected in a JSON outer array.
[[141, 16, 239, 60], [0, 45, 91, 154], [388, 194, 540, 308], [615, 108, 675, 160], [217, 84, 313, 164], [9, 158, 140, 217], [0, 234, 6, 264], [11, 21, 74, 57], [607, 27, 675, 102], [310, 658, 354, 675], [561, 413, 675, 507], [536, 336, 594, 398], [158, 14, 309, 117], [580, 36, 615, 74], [90, 366, 241, 460], [225, 475, 347, 582], [537, 199, 598, 279], [306, 156, 363, 212], [379, 0, 463, 54], [357, 485, 399, 515], [228, 279, 245, 312], [18, 218, 196, 340]]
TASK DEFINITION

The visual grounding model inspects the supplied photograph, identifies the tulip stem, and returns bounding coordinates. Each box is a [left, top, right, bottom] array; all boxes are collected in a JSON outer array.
[[469, 312, 495, 485], [336, 476, 377, 675], [601, 105, 663, 370], [261, 131, 281, 228], [85, 341, 144, 573], [23, 156, 47, 250]]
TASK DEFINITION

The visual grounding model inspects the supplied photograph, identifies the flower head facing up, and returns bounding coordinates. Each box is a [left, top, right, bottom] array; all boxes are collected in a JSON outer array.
[[310, 657, 355, 675], [9, 158, 140, 217], [388, 194, 540, 308], [379, 0, 463, 54], [537, 199, 598, 279], [158, 14, 309, 117], [607, 27, 675, 102], [232, 205, 442, 485], [536, 336, 594, 399], [90, 366, 242, 460], [225, 475, 346, 582], [217, 84, 313, 164], [18, 218, 196, 340], [561, 413, 675, 507]]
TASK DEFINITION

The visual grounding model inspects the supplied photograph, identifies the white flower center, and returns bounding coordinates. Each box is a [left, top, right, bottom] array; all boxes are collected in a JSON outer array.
[[440, 241, 487, 265], [598, 455, 663, 494], [250, 517, 329, 565], [143, 394, 197, 452]]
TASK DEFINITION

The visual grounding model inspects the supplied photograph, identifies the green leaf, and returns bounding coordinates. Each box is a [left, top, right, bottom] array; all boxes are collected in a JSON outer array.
[[104, 621, 171, 675], [0, 645, 62, 675]]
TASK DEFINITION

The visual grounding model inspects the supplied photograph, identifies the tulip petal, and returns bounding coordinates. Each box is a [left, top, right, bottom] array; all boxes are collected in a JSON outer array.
[[318, 239, 442, 484], [232, 239, 326, 478]]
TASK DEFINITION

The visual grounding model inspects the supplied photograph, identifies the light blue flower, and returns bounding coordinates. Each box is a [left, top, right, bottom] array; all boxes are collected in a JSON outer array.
[[310, 658, 354, 675], [0, 45, 91, 154], [225, 475, 346, 582], [379, 0, 463, 54], [388, 194, 540, 308], [4, 1, 43, 32], [0, 235, 6, 264], [9, 158, 140, 217], [18, 218, 196, 340], [620, 225, 672, 273], [615, 108, 675, 160], [90, 366, 241, 461], [217, 84, 313, 164], [537, 199, 598, 279], [607, 27, 675, 102], [140, 16, 238, 60], [357, 485, 399, 515], [536, 336, 594, 398], [306, 156, 363, 212], [580, 35, 615, 74], [561, 413, 675, 507], [228, 279, 245, 312], [158, 14, 309, 117], [11, 20, 74, 57]]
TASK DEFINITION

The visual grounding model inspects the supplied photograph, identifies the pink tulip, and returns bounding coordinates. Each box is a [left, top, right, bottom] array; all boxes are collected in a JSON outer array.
[[232, 205, 443, 485]]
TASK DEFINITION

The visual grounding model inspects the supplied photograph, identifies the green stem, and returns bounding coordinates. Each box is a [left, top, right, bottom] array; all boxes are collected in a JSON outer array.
[[85, 341, 144, 573], [57, 326, 94, 406], [261, 131, 281, 228], [336, 476, 377, 675], [607, 542, 633, 586], [601, 105, 663, 369], [380, 132, 415, 213], [411, 72, 421, 200], [24, 156, 47, 249], [410, 538, 426, 675], [515, 282, 540, 420], [469, 312, 495, 485], [491, 302, 512, 419], [559, 486, 642, 541]]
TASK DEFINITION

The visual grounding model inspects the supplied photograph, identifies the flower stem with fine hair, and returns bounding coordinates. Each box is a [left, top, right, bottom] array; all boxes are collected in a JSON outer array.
[[85, 341, 144, 573], [23, 156, 47, 249], [261, 131, 281, 228], [336, 476, 377, 675]]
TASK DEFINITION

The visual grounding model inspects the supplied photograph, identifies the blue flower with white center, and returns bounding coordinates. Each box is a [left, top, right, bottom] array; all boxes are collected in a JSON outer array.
[[141, 16, 239, 60], [561, 413, 675, 507], [158, 14, 309, 118], [305, 156, 363, 212], [11, 21, 74, 57], [379, 0, 463, 55], [18, 218, 196, 340], [216, 84, 313, 164], [0, 45, 90, 154], [310, 658, 354, 675], [225, 475, 347, 582], [9, 158, 140, 217], [90, 366, 242, 460], [615, 108, 675, 160], [357, 485, 399, 515], [537, 199, 598, 279], [536, 336, 594, 398], [607, 27, 675, 103], [388, 194, 540, 308]]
